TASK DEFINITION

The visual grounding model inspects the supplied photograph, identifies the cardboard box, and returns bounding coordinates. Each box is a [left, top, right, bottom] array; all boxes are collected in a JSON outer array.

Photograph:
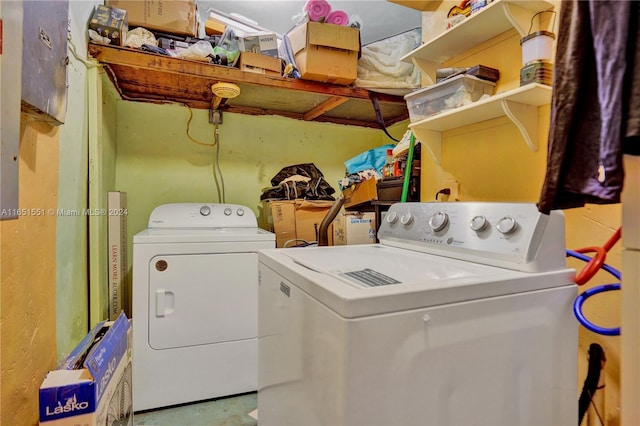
[[39, 313, 131, 425], [106, 0, 197, 36], [238, 52, 283, 76], [89, 4, 128, 46], [287, 21, 360, 85], [107, 191, 128, 320], [264, 200, 335, 247], [205, 16, 226, 35], [333, 212, 376, 245], [237, 32, 279, 58], [343, 178, 378, 209]]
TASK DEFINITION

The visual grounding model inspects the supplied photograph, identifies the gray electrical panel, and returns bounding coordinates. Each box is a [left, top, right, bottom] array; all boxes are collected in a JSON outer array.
[[21, 0, 69, 125]]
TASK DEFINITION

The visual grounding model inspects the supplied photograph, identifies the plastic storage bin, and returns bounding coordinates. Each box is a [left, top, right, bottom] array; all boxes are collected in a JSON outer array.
[[404, 74, 496, 122]]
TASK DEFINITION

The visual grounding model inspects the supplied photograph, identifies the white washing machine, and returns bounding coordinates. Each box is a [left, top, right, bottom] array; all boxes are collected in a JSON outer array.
[[258, 202, 578, 425], [132, 203, 274, 412]]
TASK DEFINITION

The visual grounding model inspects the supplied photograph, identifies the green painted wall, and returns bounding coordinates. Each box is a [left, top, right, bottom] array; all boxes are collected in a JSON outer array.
[[55, 0, 98, 358], [114, 101, 406, 252], [88, 70, 119, 326]]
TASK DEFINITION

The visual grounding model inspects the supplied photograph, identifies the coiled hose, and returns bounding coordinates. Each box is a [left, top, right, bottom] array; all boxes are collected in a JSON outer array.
[[568, 228, 621, 336]]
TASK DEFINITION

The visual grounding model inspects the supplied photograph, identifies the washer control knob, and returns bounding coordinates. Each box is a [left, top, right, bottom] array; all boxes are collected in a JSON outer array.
[[236, 208, 245, 216], [400, 212, 413, 225], [428, 211, 449, 232], [199, 205, 211, 216], [497, 216, 518, 234], [470, 215, 488, 232], [385, 211, 398, 224], [224, 207, 233, 216]]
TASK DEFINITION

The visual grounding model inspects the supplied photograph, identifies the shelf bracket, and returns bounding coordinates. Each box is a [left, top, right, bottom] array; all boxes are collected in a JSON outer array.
[[410, 57, 437, 86], [500, 99, 539, 152], [502, 2, 542, 38], [410, 127, 442, 164]]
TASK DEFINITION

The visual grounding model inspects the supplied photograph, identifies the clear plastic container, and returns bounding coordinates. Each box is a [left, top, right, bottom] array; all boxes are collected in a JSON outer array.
[[404, 74, 496, 122]]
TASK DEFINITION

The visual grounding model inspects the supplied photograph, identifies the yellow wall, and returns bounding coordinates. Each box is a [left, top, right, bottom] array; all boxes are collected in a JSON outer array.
[[416, 4, 622, 422], [1, 120, 60, 426]]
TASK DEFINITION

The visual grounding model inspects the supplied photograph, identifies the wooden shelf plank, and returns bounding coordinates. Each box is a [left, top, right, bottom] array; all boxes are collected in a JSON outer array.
[[88, 43, 410, 128]]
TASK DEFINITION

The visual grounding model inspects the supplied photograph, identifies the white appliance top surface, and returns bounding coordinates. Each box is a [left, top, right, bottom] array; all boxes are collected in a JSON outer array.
[[259, 202, 575, 318], [260, 244, 574, 318], [147, 203, 258, 228], [134, 203, 274, 243], [135, 226, 274, 243]]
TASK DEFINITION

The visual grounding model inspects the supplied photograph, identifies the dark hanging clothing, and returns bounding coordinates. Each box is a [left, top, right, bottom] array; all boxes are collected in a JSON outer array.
[[537, 0, 640, 214]]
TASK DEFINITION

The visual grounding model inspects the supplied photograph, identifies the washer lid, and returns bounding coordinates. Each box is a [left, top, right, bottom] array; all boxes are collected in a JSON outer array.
[[134, 226, 275, 243], [259, 244, 575, 318]]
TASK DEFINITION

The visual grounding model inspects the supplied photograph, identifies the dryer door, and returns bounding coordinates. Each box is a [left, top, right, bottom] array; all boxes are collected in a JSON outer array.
[[148, 252, 257, 350]]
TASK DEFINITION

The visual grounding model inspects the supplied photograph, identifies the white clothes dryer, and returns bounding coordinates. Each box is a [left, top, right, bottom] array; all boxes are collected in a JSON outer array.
[[132, 203, 274, 412], [258, 202, 578, 425]]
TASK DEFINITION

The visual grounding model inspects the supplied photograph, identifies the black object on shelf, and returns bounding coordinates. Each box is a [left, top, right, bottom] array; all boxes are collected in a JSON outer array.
[[376, 176, 420, 202]]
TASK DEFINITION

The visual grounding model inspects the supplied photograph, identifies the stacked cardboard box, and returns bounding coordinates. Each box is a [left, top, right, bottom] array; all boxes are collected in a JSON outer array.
[[106, 0, 197, 37], [333, 212, 376, 245], [263, 199, 335, 247], [287, 21, 360, 85], [238, 52, 283, 76]]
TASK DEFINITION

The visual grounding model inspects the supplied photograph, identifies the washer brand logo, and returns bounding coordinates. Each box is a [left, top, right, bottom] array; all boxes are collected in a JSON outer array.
[[280, 282, 290, 297], [45, 395, 89, 416]]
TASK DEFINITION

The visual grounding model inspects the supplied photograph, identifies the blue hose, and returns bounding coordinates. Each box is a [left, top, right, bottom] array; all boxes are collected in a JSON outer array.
[[567, 249, 621, 336]]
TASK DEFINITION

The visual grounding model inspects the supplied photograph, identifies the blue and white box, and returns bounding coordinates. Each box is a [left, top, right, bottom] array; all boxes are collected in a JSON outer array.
[[39, 312, 132, 425]]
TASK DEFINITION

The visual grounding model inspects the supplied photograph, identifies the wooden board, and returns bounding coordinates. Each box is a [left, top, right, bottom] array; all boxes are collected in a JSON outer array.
[[88, 43, 409, 128]]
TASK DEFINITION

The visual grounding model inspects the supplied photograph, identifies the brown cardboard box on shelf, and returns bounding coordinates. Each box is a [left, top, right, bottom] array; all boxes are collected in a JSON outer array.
[[106, 0, 197, 36], [263, 200, 334, 247], [237, 33, 279, 58], [343, 178, 378, 210], [89, 4, 128, 46], [205, 16, 226, 35], [333, 212, 376, 245], [238, 52, 283, 76], [287, 21, 360, 85]]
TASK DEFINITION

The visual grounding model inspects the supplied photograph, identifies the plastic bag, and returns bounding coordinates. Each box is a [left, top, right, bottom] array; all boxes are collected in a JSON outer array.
[[344, 144, 396, 175], [177, 40, 215, 61], [211, 28, 240, 66]]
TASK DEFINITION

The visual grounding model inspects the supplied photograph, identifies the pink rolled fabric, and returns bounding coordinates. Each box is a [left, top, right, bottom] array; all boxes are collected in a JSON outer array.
[[326, 10, 349, 26], [304, 0, 331, 22]]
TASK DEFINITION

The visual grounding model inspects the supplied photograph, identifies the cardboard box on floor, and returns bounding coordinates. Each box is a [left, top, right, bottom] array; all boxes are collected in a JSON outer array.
[[39, 313, 132, 425], [287, 21, 360, 85], [333, 212, 376, 245], [263, 199, 335, 247], [106, 0, 197, 36]]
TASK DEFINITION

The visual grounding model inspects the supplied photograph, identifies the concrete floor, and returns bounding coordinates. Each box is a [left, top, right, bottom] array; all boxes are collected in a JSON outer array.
[[133, 392, 258, 426]]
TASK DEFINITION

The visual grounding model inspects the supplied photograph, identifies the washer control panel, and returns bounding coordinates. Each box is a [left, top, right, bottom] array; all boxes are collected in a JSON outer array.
[[148, 203, 256, 228], [378, 202, 567, 272]]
